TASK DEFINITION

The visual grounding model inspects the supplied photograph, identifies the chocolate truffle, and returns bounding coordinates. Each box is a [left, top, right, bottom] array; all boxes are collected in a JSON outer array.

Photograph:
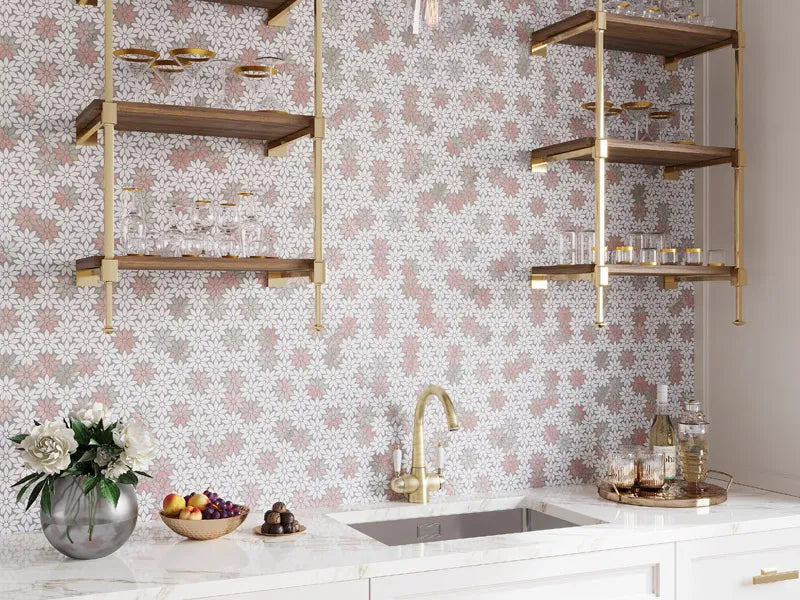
[[266, 511, 282, 525], [260, 522, 271, 534], [268, 524, 284, 535], [272, 501, 287, 513], [280, 511, 295, 526]]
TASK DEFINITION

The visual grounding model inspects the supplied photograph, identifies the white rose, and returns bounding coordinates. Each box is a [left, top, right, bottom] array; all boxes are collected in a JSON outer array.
[[113, 423, 156, 472], [20, 422, 78, 475], [70, 402, 109, 426], [104, 459, 129, 481]]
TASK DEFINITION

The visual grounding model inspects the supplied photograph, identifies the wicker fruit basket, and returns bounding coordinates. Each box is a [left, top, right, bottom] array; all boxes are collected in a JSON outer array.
[[160, 507, 249, 540]]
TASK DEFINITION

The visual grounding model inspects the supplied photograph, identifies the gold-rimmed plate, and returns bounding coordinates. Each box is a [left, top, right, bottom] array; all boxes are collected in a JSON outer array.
[[253, 524, 307, 538]]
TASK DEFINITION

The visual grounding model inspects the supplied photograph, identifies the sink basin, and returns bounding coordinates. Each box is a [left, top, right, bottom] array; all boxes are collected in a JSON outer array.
[[347, 508, 581, 547]]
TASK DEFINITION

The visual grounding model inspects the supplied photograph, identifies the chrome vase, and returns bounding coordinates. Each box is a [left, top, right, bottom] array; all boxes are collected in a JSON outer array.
[[41, 477, 138, 560]]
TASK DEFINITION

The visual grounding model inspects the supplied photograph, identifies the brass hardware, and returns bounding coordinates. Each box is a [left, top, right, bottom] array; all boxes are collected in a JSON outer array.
[[312, 0, 325, 332], [592, 265, 608, 287], [736, 30, 746, 49], [530, 275, 548, 290], [663, 276, 678, 290], [531, 44, 548, 57], [390, 386, 460, 504], [593, 0, 606, 328], [733, 0, 745, 326], [595, 11, 607, 31], [101, 101, 117, 126], [313, 117, 326, 139], [267, 141, 293, 157], [530, 20, 594, 57], [593, 138, 609, 159], [76, 0, 98, 5], [752, 569, 799, 586], [312, 260, 326, 284], [100, 259, 118, 283], [266, 273, 289, 288]]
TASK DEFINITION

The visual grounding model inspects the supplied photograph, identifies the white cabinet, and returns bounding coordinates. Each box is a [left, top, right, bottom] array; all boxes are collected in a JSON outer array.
[[676, 528, 800, 599], [197, 579, 369, 600], [370, 544, 675, 600]]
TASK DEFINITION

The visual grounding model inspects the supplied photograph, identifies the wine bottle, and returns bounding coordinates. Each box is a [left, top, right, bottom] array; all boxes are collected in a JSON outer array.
[[649, 384, 677, 481]]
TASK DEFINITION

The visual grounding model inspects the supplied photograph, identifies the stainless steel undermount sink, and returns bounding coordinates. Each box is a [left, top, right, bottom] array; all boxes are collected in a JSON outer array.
[[347, 507, 582, 547]]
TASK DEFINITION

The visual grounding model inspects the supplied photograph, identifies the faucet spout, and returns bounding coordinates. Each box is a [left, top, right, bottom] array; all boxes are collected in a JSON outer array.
[[412, 386, 460, 470]]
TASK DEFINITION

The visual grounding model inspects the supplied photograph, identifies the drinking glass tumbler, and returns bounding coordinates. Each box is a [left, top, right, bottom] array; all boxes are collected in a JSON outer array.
[[640, 248, 658, 266], [637, 452, 666, 490], [685, 248, 704, 265], [615, 246, 634, 265], [707, 249, 727, 267], [660, 248, 680, 265], [606, 450, 637, 490], [648, 110, 675, 142], [558, 231, 577, 265], [579, 230, 595, 264]]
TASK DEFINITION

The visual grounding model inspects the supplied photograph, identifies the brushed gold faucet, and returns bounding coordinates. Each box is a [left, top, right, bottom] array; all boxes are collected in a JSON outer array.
[[390, 386, 460, 503]]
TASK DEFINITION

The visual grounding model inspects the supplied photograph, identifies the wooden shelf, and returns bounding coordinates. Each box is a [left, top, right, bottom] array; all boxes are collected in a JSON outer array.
[[531, 10, 738, 67], [531, 138, 735, 174], [76, 255, 313, 279], [530, 264, 736, 287], [77, 0, 302, 26], [76, 100, 315, 149]]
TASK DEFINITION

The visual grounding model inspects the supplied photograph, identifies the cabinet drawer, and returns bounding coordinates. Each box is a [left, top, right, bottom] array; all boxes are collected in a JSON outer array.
[[370, 544, 674, 600], [676, 528, 800, 599], [197, 579, 368, 600]]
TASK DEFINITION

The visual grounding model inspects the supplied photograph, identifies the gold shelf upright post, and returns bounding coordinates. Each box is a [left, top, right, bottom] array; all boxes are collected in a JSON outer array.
[[593, 0, 608, 328], [732, 0, 746, 326], [311, 0, 326, 331], [101, 0, 119, 334]]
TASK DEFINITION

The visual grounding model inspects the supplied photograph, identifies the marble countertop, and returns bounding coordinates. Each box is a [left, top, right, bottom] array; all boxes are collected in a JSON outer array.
[[3, 483, 800, 600]]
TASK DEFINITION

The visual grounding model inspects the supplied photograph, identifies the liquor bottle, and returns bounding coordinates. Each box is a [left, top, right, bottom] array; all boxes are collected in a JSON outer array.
[[649, 384, 677, 482], [678, 401, 709, 492]]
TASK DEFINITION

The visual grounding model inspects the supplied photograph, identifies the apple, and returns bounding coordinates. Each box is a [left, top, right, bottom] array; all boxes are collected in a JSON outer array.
[[178, 506, 203, 520], [162, 493, 186, 517], [187, 493, 210, 510]]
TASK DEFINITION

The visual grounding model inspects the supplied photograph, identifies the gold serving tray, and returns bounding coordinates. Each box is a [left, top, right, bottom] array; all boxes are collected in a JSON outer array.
[[253, 524, 307, 538], [598, 471, 734, 508]]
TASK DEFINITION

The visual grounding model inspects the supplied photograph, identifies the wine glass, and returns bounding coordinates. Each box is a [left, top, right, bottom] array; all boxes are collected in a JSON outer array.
[[669, 102, 694, 144], [147, 58, 189, 105], [168, 47, 217, 107], [647, 110, 675, 142], [621, 101, 654, 140], [113, 48, 159, 102]]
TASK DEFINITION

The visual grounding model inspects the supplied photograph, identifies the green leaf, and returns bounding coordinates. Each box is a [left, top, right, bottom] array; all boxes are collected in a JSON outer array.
[[25, 480, 46, 511], [33, 420, 41, 426], [83, 475, 99, 494], [9, 434, 28, 444], [117, 471, 138, 485], [98, 478, 121, 508], [41, 483, 51, 515], [75, 449, 97, 463], [16, 476, 42, 503], [134, 471, 153, 479], [70, 420, 91, 446], [12, 472, 41, 488]]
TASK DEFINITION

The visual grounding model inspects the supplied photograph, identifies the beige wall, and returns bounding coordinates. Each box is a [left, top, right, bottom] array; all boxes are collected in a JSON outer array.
[[698, 0, 800, 495]]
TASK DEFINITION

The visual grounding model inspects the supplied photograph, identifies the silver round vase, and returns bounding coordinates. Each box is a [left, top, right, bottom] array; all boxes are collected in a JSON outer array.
[[41, 477, 138, 560]]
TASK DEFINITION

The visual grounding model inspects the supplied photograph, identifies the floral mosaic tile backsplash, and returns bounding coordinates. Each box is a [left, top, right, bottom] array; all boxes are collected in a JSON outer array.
[[0, 0, 696, 531]]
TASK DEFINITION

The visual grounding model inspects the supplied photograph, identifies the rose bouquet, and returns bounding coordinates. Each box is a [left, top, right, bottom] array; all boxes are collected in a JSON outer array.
[[9, 402, 154, 516]]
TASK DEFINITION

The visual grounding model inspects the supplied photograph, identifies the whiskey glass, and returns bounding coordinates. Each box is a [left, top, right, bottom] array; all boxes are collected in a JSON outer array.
[[647, 110, 676, 142], [637, 452, 666, 490], [558, 231, 577, 265]]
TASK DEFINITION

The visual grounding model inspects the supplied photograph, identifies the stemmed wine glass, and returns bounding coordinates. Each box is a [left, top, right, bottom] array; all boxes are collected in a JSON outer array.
[[621, 101, 654, 141]]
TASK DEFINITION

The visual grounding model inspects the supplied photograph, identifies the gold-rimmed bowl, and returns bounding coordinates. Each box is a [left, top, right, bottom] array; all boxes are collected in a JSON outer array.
[[160, 507, 250, 541]]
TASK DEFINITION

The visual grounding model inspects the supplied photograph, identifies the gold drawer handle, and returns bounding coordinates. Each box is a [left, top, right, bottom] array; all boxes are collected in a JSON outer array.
[[753, 568, 799, 585]]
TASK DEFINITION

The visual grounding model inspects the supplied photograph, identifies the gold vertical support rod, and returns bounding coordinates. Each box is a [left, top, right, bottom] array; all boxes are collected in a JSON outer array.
[[733, 0, 745, 326], [593, 0, 607, 328], [102, 0, 116, 334], [312, 0, 325, 331]]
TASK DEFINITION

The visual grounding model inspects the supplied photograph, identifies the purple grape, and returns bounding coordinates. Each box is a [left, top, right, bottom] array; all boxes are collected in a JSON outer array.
[[212, 512, 221, 519], [203, 490, 211, 496], [209, 493, 218, 502], [184, 495, 191, 503], [225, 500, 232, 508]]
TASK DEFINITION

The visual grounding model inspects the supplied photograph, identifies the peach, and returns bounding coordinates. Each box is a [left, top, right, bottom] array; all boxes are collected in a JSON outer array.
[[162, 493, 186, 517], [178, 506, 203, 520], [187, 493, 210, 510]]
